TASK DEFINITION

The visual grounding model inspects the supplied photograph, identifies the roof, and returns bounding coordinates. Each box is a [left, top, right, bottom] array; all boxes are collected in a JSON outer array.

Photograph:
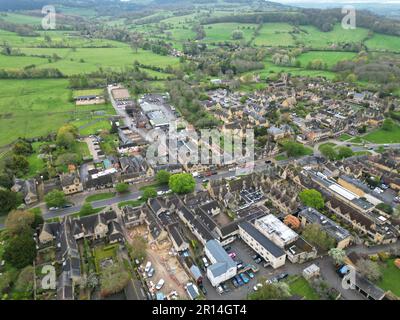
[[190, 265, 202, 281], [355, 273, 386, 300], [255, 214, 298, 244], [299, 207, 351, 242], [205, 240, 236, 277], [239, 221, 285, 258]]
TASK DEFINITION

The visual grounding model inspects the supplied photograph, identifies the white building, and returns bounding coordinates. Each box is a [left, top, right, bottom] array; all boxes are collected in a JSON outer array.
[[239, 221, 286, 269], [255, 214, 298, 248], [204, 240, 237, 287]]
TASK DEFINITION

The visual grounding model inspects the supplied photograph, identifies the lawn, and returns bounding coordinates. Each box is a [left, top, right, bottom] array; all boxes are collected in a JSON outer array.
[[0, 13, 43, 25], [377, 259, 400, 297], [287, 276, 320, 300], [86, 192, 116, 202], [25, 142, 46, 178], [318, 142, 337, 150], [297, 51, 357, 69], [93, 244, 119, 273], [339, 133, 353, 141], [363, 125, 400, 144], [118, 199, 145, 209]]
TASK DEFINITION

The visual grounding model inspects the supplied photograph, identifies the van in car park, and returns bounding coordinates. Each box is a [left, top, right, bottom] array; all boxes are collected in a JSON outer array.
[[202, 257, 209, 268], [156, 279, 165, 290]]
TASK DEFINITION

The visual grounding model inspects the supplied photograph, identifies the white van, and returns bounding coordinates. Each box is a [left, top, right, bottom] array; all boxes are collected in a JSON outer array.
[[156, 278, 165, 290]]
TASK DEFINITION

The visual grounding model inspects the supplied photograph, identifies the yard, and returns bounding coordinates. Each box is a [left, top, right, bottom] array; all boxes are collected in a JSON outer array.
[[377, 258, 400, 297], [363, 124, 400, 144], [93, 244, 119, 273], [286, 276, 320, 300]]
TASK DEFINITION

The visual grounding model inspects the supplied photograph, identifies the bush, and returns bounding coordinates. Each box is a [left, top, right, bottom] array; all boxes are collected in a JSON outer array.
[[377, 251, 390, 262]]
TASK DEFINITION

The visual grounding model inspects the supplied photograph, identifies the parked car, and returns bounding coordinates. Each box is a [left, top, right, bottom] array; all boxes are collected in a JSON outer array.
[[235, 275, 244, 286], [216, 285, 224, 294], [231, 278, 239, 288], [254, 257, 262, 264], [253, 283, 263, 291], [202, 179, 209, 183], [145, 261, 152, 273], [252, 254, 260, 260], [147, 267, 155, 278], [224, 246, 231, 252], [240, 273, 249, 284], [155, 279, 165, 290], [202, 257, 209, 268], [49, 207, 59, 211], [237, 263, 244, 270], [200, 285, 207, 295], [277, 273, 289, 281], [247, 271, 255, 279], [221, 282, 229, 292], [228, 252, 236, 259]]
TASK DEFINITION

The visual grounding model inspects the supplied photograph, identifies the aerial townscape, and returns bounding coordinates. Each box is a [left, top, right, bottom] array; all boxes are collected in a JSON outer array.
[[0, 0, 400, 303]]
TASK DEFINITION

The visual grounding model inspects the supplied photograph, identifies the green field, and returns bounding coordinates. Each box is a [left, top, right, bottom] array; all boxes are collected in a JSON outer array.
[[204, 23, 256, 43], [363, 125, 400, 144], [0, 13, 43, 25], [254, 23, 295, 47], [294, 24, 370, 49], [366, 34, 400, 53], [297, 51, 357, 69], [377, 259, 400, 297]]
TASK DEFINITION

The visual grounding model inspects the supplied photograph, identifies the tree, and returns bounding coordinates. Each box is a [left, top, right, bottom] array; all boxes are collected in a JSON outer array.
[[56, 124, 78, 149], [5, 154, 29, 176], [320, 145, 337, 161], [0, 173, 13, 189], [127, 235, 147, 261], [100, 263, 130, 298], [0, 189, 20, 216], [156, 170, 171, 185], [337, 146, 354, 160], [328, 248, 346, 265], [282, 141, 309, 158], [142, 187, 157, 201], [248, 282, 291, 300], [299, 189, 325, 210], [231, 29, 244, 40], [356, 258, 382, 282], [169, 173, 196, 194], [45, 190, 66, 208], [394, 206, 400, 218], [302, 223, 336, 251], [376, 203, 393, 215], [13, 265, 34, 298], [78, 202, 96, 217], [12, 140, 32, 156], [3, 232, 37, 269], [5, 210, 35, 235], [116, 182, 129, 194]]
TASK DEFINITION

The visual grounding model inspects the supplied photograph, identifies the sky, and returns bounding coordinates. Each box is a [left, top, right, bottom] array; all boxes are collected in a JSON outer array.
[[275, 0, 400, 3]]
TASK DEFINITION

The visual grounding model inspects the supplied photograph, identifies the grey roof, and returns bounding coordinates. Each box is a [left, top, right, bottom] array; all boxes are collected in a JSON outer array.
[[190, 265, 202, 281], [239, 221, 285, 258], [205, 240, 236, 277], [355, 273, 386, 300], [298, 207, 351, 242]]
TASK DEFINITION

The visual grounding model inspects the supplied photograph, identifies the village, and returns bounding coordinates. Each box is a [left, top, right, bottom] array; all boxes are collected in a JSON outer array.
[[1, 73, 399, 301]]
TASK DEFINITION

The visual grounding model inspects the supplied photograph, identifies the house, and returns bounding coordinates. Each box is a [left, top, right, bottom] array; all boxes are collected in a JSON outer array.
[[167, 223, 189, 252], [239, 221, 286, 269], [254, 214, 298, 248], [298, 207, 352, 249], [186, 282, 200, 300], [60, 171, 83, 195], [121, 205, 146, 228], [204, 240, 237, 287], [12, 178, 39, 205]]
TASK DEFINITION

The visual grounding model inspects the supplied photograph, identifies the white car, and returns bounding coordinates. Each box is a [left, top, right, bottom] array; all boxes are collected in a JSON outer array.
[[202, 257, 209, 268], [156, 279, 165, 290], [144, 261, 152, 273]]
